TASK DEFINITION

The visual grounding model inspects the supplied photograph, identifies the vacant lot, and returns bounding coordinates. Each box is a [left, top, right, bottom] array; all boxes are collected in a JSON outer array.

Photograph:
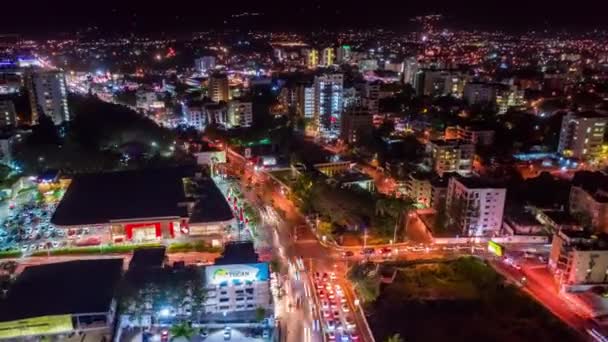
[[366, 258, 579, 342]]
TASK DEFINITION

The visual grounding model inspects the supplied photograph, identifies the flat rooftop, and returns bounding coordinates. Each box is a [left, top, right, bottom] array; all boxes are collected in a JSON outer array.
[[52, 168, 192, 226], [189, 178, 234, 224], [0, 259, 123, 322], [454, 176, 505, 189]]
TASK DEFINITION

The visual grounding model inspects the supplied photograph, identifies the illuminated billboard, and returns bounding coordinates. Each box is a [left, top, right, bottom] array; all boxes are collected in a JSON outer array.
[[488, 241, 504, 257], [0, 315, 73, 339], [205, 263, 269, 285]]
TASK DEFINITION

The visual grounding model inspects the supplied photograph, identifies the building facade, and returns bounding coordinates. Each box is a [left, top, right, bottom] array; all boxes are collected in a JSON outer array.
[[340, 106, 372, 145], [209, 74, 230, 103], [446, 176, 506, 236], [26, 70, 69, 125], [427, 139, 475, 176], [321, 47, 335, 66], [557, 112, 608, 160], [549, 230, 608, 289], [314, 73, 344, 138], [570, 185, 608, 233], [227, 100, 253, 128]]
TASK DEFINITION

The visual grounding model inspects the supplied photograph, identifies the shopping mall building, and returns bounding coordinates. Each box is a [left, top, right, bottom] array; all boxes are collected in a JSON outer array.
[[51, 168, 234, 244]]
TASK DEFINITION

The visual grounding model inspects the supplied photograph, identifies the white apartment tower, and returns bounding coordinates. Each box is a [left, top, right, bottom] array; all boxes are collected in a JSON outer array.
[[558, 112, 607, 160], [27, 70, 69, 125], [446, 176, 507, 237], [314, 74, 344, 138]]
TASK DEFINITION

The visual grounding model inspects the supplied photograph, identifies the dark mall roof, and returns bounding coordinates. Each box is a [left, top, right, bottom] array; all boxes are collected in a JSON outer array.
[[52, 168, 192, 226], [214, 241, 259, 265], [0, 259, 123, 321], [189, 178, 234, 224], [129, 246, 167, 270]]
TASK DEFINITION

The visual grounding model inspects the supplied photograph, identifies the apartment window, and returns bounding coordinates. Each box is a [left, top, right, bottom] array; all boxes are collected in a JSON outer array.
[[219, 298, 229, 303], [247, 304, 255, 308], [246, 297, 254, 300], [236, 297, 244, 302], [219, 305, 230, 310]]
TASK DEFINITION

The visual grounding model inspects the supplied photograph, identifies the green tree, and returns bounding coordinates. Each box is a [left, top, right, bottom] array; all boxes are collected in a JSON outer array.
[[270, 257, 283, 274], [169, 322, 195, 341], [385, 333, 404, 342], [255, 307, 267, 322]]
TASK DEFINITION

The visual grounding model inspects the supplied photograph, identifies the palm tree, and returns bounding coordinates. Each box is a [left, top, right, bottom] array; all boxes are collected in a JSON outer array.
[[169, 322, 195, 341], [385, 333, 404, 342]]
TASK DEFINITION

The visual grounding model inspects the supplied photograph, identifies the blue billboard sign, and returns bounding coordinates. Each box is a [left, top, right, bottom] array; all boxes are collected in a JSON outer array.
[[205, 263, 269, 285]]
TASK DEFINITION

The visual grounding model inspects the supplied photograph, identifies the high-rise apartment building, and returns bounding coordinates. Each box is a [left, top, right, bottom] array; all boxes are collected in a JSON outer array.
[[26, 70, 69, 125], [208, 74, 230, 103], [414, 69, 467, 97], [227, 99, 253, 128], [446, 176, 506, 237], [314, 74, 343, 138], [304, 49, 319, 69], [557, 112, 607, 160], [336, 45, 352, 64], [296, 83, 315, 119], [427, 139, 475, 176], [321, 47, 335, 66], [403, 57, 419, 85]]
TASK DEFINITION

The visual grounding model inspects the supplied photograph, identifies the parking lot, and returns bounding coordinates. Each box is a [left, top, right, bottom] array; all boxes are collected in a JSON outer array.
[[0, 201, 99, 255]]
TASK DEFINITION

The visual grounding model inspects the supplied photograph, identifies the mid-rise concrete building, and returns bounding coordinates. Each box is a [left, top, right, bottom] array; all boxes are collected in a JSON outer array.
[[570, 172, 608, 233], [446, 176, 506, 236], [414, 69, 467, 97], [304, 49, 319, 69], [321, 47, 335, 66], [405, 173, 433, 208], [549, 230, 608, 289], [26, 70, 69, 125], [336, 45, 352, 64], [445, 125, 495, 146], [227, 99, 253, 128], [340, 106, 372, 145], [208, 73, 230, 103], [427, 139, 475, 176], [463, 82, 496, 105], [557, 112, 608, 160]]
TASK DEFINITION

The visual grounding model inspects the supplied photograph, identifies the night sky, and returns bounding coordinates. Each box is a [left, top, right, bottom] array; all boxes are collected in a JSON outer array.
[[2, 0, 608, 34]]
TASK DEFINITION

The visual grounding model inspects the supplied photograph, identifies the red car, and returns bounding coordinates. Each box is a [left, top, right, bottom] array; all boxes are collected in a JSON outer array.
[[380, 247, 392, 254], [160, 330, 169, 342]]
